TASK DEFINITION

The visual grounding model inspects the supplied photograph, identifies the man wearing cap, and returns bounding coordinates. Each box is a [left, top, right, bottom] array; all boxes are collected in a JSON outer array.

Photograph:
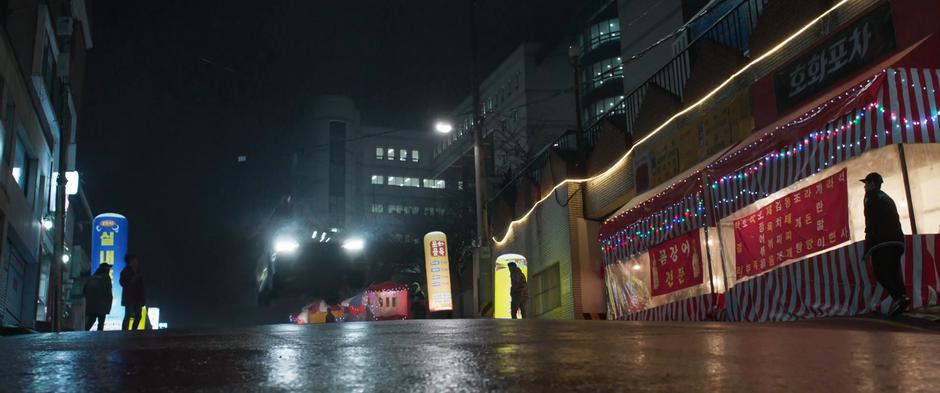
[[861, 172, 910, 316]]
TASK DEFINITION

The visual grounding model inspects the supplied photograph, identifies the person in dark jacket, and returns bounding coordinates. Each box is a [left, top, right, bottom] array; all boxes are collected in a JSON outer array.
[[120, 254, 147, 330], [862, 172, 910, 316], [83, 264, 113, 331], [508, 262, 528, 319]]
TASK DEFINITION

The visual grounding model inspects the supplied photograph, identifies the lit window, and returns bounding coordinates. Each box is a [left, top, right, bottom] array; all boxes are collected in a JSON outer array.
[[13, 133, 29, 192], [388, 176, 404, 187], [412, 150, 419, 163], [585, 18, 621, 49], [372, 203, 384, 213], [376, 147, 384, 160], [458, 181, 464, 190], [400, 149, 407, 162], [404, 178, 420, 187], [387, 148, 395, 160], [371, 175, 384, 185]]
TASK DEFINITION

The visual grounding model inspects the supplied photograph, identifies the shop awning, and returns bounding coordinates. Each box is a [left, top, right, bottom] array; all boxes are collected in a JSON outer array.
[[600, 62, 940, 257]]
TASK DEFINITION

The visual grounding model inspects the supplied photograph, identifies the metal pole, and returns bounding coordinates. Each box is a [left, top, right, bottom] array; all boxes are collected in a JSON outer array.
[[469, 0, 488, 318], [897, 144, 918, 234], [52, 102, 73, 333]]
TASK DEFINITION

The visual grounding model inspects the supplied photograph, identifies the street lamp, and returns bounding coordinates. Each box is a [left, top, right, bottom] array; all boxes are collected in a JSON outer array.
[[273, 237, 300, 254], [434, 121, 454, 134], [342, 237, 365, 252]]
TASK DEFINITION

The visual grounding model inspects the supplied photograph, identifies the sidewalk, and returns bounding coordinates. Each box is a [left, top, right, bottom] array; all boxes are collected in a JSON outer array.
[[848, 305, 940, 332]]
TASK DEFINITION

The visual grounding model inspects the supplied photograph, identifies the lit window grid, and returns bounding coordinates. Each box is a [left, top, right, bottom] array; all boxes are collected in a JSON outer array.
[[586, 57, 624, 89], [373, 175, 445, 189], [374, 204, 448, 216], [585, 19, 621, 50]]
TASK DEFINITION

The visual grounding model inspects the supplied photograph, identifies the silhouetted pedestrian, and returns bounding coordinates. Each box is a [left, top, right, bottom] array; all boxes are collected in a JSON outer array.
[[862, 172, 910, 316], [410, 282, 426, 319], [83, 264, 113, 331], [508, 262, 527, 319], [120, 254, 147, 330]]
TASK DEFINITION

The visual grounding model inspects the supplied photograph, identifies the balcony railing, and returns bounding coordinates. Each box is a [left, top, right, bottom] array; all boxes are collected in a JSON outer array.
[[489, 0, 770, 216]]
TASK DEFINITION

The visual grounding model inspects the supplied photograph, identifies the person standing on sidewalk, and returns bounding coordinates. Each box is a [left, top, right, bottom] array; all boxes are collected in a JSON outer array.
[[861, 172, 911, 317], [508, 262, 528, 319], [120, 254, 147, 330], [83, 264, 112, 331]]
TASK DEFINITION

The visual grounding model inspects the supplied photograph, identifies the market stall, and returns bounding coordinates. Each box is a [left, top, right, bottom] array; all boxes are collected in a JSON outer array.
[[600, 67, 940, 321]]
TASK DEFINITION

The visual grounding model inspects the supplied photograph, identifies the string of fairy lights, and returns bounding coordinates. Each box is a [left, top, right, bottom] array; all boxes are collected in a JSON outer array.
[[492, 0, 856, 247], [600, 68, 940, 258]]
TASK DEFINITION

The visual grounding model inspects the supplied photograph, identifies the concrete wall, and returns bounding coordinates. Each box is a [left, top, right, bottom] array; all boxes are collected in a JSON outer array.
[[617, 0, 685, 93]]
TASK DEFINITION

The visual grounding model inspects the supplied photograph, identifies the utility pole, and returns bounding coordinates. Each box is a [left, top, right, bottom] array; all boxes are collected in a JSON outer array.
[[468, 0, 489, 318], [52, 91, 73, 333]]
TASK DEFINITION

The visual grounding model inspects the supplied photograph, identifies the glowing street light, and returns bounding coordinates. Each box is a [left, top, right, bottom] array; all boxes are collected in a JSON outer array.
[[434, 121, 453, 134], [273, 237, 300, 254], [341, 238, 365, 252]]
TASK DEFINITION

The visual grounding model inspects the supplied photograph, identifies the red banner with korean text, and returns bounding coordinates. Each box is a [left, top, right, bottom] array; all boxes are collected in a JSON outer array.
[[648, 230, 704, 297], [734, 169, 850, 280]]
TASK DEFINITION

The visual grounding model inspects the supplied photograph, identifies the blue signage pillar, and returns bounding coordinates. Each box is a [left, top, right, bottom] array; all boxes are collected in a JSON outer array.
[[91, 213, 129, 330]]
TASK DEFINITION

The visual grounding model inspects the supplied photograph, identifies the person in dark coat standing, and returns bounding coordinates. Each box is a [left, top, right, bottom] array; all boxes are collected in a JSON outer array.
[[862, 172, 911, 316], [120, 254, 147, 330], [83, 264, 113, 331], [508, 262, 528, 319]]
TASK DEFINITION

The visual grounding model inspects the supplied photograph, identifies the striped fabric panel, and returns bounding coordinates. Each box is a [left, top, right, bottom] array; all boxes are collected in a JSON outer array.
[[709, 68, 940, 219], [724, 236, 940, 322], [620, 293, 722, 321]]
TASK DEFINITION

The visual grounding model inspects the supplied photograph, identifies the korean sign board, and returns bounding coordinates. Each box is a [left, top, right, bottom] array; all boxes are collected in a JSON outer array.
[[423, 232, 453, 312], [91, 213, 129, 330], [648, 230, 704, 297], [733, 169, 850, 280], [773, 2, 895, 113]]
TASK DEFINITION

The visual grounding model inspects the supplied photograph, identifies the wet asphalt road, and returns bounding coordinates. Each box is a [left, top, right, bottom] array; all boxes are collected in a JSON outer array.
[[2, 319, 939, 392]]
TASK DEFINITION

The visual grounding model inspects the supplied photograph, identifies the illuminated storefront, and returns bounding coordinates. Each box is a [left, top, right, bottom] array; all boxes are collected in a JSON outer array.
[[598, 1, 940, 321], [494, 254, 528, 319]]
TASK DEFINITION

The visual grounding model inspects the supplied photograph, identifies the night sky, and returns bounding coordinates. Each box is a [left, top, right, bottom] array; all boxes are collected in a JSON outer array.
[[78, 1, 581, 327]]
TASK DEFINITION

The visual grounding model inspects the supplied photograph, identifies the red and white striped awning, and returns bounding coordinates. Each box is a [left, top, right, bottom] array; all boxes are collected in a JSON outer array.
[[600, 67, 940, 259]]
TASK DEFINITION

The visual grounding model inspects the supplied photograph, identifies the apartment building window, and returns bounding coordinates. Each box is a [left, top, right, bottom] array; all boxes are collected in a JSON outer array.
[[587, 57, 624, 89], [12, 133, 30, 194], [371, 175, 384, 185], [530, 264, 562, 316], [457, 181, 464, 191], [422, 179, 445, 189], [388, 176, 404, 187], [387, 148, 395, 160], [586, 18, 621, 49], [403, 177, 420, 187], [586, 96, 625, 123], [411, 150, 419, 163], [371, 203, 384, 213], [376, 147, 384, 160], [399, 149, 407, 162]]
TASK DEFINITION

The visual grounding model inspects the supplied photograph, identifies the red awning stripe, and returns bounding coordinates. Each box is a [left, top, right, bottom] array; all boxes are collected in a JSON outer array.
[[600, 68, 940, 260]]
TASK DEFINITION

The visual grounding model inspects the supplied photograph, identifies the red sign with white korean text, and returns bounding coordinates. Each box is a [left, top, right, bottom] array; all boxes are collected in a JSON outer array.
[[648, 230, 704, 297], [733, 169, 850, 280]]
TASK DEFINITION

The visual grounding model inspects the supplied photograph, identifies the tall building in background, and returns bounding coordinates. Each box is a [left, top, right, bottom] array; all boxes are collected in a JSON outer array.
[[0, 0, 94, 330], [576, 0, 623, 130], [432, 42, 576, 185], [291, 96, 453, 279]]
